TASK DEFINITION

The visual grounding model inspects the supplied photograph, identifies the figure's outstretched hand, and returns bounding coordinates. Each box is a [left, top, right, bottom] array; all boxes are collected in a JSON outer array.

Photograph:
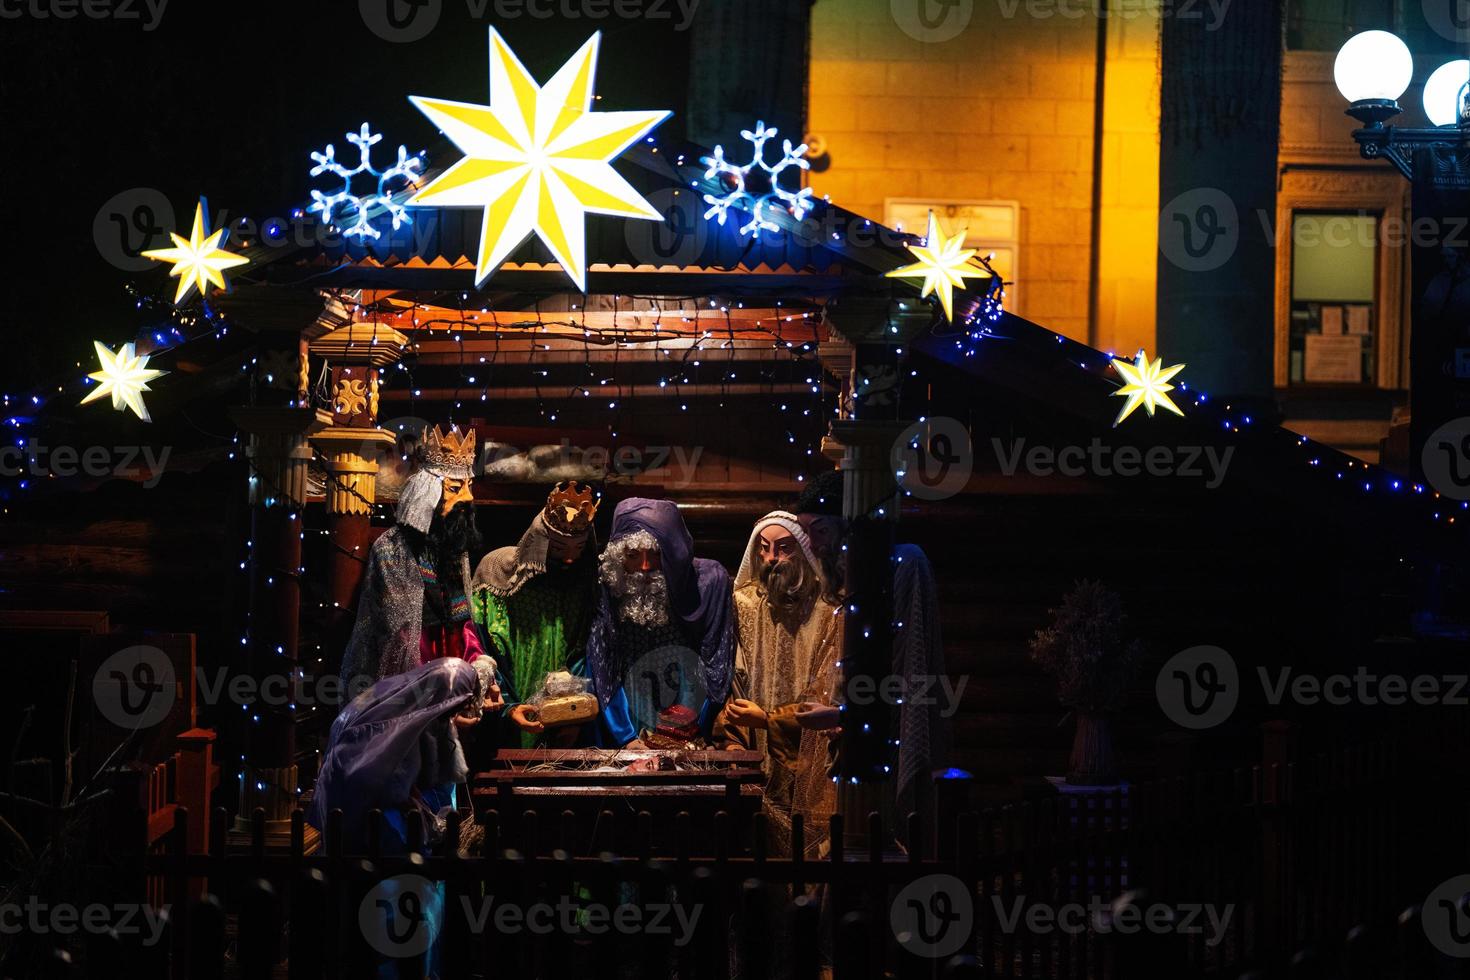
[[509, 703, 545, 734], [483, 681, 505, 713], [794, 702, 841, 731], [725, 698, 769, 730]]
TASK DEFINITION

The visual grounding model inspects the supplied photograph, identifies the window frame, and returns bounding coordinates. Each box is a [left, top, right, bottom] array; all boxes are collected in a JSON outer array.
[[1273, 168, 1409, 390]]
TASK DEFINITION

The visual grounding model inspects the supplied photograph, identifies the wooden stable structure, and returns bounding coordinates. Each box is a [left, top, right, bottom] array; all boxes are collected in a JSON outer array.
[[213, 132, 1003, 840]]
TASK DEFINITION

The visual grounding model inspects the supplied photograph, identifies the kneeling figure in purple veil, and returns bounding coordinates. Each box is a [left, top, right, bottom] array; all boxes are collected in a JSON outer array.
[[307, 657, 499, 977]]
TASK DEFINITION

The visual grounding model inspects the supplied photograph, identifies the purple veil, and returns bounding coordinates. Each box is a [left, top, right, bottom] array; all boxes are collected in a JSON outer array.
[[307, 658, 480, 850]]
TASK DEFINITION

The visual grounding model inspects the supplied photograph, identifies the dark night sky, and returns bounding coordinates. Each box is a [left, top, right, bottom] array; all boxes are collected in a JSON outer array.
[[0, 1, 695, 389]]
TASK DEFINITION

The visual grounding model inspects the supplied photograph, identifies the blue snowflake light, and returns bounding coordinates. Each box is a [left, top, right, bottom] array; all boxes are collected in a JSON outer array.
[[308, 123, 424, 240], [701, 121, 814, 237]]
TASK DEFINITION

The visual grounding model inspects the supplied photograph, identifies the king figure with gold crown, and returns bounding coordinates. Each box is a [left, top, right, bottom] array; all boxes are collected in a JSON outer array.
[[340, 425, 501, 708], [471, 482, 603, 749]]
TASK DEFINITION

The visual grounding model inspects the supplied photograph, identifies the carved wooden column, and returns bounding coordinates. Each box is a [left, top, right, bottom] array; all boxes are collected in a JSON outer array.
[[229, 387, 329, 843], [308, 324, 406, 666], [821, 297, 931, 851]]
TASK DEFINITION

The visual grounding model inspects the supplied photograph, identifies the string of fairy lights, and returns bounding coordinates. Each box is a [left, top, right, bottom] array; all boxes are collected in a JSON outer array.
[[7, 25, 1464, 794], [343, 289, 832, 474]]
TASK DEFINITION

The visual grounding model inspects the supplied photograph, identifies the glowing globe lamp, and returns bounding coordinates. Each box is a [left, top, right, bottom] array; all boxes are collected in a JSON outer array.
[[1423, 58, 1470, 127], [1335, 31, 1413, 126]]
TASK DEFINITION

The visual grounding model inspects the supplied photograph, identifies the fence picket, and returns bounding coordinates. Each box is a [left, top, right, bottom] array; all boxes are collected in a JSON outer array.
[[116, 724, 1467, 980]]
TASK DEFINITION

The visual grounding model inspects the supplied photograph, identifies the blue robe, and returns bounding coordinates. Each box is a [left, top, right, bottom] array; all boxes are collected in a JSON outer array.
[[584, 498, 735, 746]]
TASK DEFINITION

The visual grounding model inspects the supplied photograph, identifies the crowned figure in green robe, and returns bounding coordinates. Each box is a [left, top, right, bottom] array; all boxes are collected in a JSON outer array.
[[471, 482, 600, 749]]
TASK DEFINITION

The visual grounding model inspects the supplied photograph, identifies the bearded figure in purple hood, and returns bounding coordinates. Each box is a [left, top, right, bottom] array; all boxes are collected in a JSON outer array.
[[585, 498, 735, 747]]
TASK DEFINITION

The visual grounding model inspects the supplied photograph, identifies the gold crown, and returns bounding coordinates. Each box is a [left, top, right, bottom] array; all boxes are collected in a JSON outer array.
[[544, 481, 599, 535], [421, 425, 477, 480]]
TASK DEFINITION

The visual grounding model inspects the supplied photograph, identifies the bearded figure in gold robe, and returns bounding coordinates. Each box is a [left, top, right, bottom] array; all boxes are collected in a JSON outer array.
[[715, 510, 842, 857]]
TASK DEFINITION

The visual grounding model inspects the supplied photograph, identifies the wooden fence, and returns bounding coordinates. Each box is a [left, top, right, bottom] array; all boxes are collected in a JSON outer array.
[[22, 711, 1470, 979]]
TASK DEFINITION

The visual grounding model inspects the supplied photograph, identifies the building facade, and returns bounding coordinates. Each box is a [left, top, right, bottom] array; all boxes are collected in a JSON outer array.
[[803, 0, 1464, 463]]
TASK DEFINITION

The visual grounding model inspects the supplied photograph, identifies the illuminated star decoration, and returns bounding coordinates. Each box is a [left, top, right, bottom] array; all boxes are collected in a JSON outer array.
[[141, 199, 250, 305], [406, 29, 669, 292], [885, 211, 993, 322], [1110, 350, 1186, 425], [80, 341, 167, 422]]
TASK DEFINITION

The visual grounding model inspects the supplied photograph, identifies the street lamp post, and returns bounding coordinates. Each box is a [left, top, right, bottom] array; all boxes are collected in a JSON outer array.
[[1335, 33, 1470, 484], [1337, 31, 1469, 180]]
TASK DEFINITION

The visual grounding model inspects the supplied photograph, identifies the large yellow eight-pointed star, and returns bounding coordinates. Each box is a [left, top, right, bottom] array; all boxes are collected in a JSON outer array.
[[141, 199, 249, 305], [80, 341, 167, 422], [1110, 350, 1186, 425], [407, 29, 669, 292], [885, 211, 992, 322]]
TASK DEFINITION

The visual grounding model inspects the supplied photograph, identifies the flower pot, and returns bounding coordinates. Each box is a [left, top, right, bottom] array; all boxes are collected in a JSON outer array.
[[1067, 711, 1118, 786]]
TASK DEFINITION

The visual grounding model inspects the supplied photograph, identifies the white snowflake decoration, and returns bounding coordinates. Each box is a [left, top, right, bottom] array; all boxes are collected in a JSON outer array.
[[308, 123, 424, 240], [701, 121, 815, 237]]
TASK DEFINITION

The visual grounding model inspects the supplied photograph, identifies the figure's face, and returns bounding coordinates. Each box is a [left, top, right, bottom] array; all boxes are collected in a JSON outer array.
[[757, 525, 799, 565], [440, 476, 473, 517], [797, 514, 841, 561], [622, 546, 661, 574], [547, 534, 588, 565]]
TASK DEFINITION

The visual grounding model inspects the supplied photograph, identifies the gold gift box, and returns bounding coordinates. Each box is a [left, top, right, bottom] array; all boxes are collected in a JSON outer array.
[[538, 692, 599, 728]]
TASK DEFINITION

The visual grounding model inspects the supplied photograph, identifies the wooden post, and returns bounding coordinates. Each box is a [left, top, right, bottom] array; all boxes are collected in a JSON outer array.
[[1260, 720, 1298, 966], [229, 395, 329, 845], [307, 323, 407, 677], [176, 727, 216, 900], [821, 297, 931, 852]]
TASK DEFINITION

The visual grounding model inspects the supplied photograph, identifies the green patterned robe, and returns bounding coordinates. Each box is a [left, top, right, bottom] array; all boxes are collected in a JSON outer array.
[[472, 563, 596, 748]]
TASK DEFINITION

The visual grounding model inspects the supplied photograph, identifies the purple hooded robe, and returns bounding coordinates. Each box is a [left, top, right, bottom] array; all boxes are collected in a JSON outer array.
[[308, 657, 483, 852], [584, 498, 735, 745]]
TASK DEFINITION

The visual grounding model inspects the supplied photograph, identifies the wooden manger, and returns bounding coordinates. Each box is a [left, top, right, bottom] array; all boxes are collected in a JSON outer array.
[[471, 748, 766, 858]]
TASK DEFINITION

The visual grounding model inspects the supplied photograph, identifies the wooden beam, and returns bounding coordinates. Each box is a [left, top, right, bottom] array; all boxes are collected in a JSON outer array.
[[379, 382, 817, 402]]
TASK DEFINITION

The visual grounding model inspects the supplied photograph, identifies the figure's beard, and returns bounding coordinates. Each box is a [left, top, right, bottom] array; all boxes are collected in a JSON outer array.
[[600, 532, 670, 627], [422, 502, 481, 572], [756, 553, 818, 621], [609, 569, 670, 627]]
